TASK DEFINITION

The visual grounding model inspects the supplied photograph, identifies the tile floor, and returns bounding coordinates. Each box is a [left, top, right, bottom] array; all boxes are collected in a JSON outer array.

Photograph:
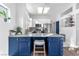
[[64, 47, 79, 56], [32, 47, 79, 56]]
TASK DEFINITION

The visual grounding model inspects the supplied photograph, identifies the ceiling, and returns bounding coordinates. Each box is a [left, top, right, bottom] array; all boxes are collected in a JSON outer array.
[[26, 3, 72, 21]]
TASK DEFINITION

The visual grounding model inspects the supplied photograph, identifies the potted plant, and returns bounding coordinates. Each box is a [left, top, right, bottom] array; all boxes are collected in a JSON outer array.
[[3, 10, 11, 22], [0, 10, 11, 22], [15, 26, 22, 35]]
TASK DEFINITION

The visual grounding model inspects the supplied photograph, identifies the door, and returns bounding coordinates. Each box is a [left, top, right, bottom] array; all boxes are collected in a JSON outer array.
[[9, 37, 18, 56], [56, 21, 59, 34], [18, 37, 31, 56]]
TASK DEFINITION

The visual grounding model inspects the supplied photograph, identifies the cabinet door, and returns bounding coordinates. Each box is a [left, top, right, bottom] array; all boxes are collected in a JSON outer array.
[[9, 37, 18, 56], [59, 37, 63, 56], [18, 37, 31, 56], [48, 37, 60, 56]]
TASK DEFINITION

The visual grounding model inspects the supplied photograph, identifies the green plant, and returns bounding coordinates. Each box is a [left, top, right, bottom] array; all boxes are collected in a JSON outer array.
[[3, 10, 11, 22], [15, 27, 22, 35], [0, 10, 5, 16], [0, 10, 11, 22]]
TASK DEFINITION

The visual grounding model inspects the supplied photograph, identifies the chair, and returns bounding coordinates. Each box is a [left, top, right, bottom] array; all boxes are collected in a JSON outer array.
[[33, 40, 46, 56]]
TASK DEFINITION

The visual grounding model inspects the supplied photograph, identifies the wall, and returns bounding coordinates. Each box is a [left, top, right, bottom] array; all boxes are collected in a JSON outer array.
[[4, 3, 30, 31], [0, 3, 17, 55], [4, 3, 17, 30], [60, 26, 76, 47], [60, 21, 76, 48], [32, 19, 51, 26], [16, 3, 30, 34], [0, 17, 9, 55], [76, 13, 79, 47], [59, 4, 76, 48]]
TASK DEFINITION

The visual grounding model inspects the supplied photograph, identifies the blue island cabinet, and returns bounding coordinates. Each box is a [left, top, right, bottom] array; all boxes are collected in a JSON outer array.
[[9, 37, 18, 56], [9, 37, 31, 56], [47, 37, 63, 56], [18, 37, 31, 56]]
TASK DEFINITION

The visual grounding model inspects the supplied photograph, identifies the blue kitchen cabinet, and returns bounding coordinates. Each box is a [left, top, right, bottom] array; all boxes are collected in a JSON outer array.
[[47, 37, 63, 56], [18, 37, 31, 56], [59, 37, 63, 56], [9, 37, 18, 56], [9, 37, 31, 56]]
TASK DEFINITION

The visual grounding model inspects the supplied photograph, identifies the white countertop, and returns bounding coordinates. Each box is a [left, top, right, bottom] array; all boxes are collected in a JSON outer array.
[[9, 33, 64, 37]]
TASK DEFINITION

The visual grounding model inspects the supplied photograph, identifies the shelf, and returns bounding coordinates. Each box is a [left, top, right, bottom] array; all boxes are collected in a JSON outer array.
[[60, 12, 73, 20], [61, 7, 73, 17]]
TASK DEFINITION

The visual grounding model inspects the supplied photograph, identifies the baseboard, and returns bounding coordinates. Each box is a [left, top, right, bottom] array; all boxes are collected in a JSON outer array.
[[0, 53, 8, 56], [75, 46, 79, 48], [63, 44, 78, 48], [0, 51, 8, 56], [63, 44, 70, 47]]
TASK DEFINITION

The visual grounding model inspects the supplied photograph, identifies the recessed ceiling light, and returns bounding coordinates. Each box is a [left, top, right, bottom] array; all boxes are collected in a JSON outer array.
[[37, 7, 43, 14], [43, 7, 50, 14]]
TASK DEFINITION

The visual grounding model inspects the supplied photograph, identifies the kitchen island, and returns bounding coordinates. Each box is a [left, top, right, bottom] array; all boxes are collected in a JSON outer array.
[[9, 34, 64, 56]]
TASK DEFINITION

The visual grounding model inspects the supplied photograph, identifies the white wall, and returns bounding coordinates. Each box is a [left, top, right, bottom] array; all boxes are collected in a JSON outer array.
[[4, 3, 17, 30], [59, 4, 76, 48], [76, 13, 79, 47], [32, 18, 51, 28], [0, 17, 9, 55], [0, 3, 17, 55], [60, 27, 76, 47], [4, 3, 30, 31], [16, 3, 30, 34], [16, 3, 24, 27], [60, 21, 76, 48]]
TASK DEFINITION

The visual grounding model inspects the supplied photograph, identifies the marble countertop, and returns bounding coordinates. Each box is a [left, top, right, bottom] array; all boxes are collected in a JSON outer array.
[[9, 33, 64, 37]]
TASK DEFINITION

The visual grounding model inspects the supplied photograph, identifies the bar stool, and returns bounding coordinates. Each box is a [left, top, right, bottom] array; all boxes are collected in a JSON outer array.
[[33, 40, 46, 56]]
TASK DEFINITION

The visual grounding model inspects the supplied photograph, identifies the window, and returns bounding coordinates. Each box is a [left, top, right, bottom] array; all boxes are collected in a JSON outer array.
[[0, 4, 11, 22]]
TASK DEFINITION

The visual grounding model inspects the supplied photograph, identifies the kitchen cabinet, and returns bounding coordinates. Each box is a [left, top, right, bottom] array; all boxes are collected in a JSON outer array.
[[18, 37, 31, 56], [9, 35, 64, 56], [47, 37, 63, 56], [9, 37, 31, 56], [9, 37, 18, 56]]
